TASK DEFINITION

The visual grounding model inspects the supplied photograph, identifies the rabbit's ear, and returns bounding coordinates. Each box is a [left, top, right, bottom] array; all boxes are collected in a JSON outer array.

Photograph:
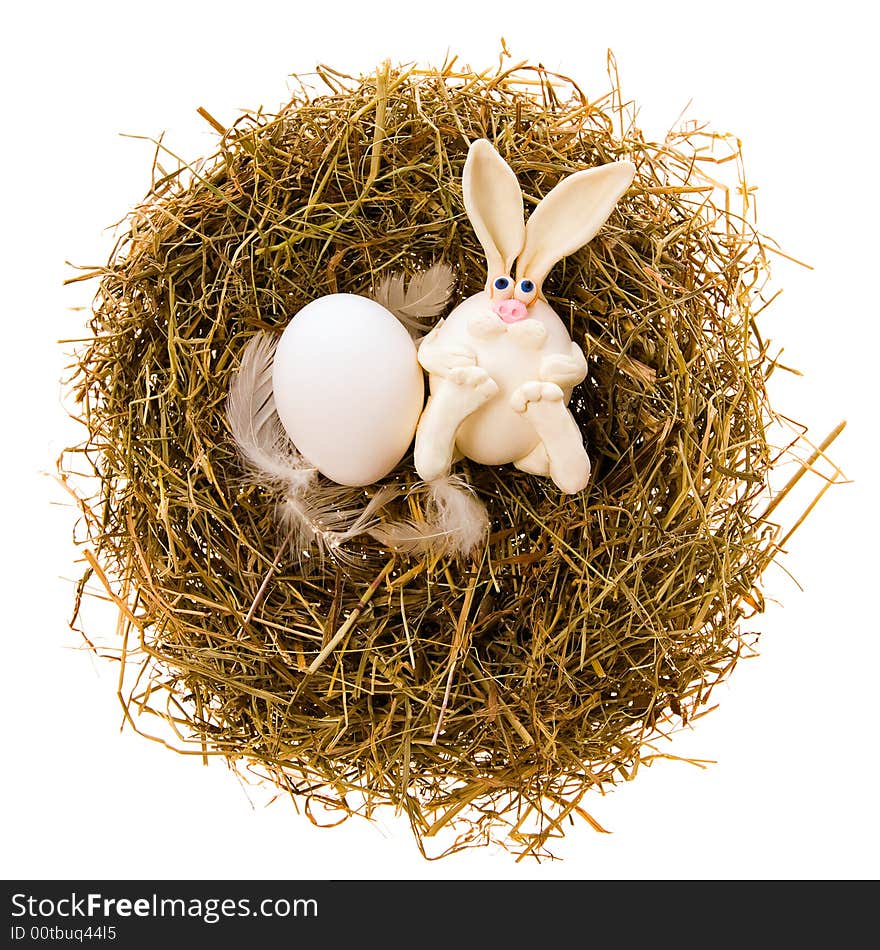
[[462, 139, 526, 287], [516, 161, 635, 293]]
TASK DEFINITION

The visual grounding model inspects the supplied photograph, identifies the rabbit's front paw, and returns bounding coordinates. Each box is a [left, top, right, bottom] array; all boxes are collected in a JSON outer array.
[[539, 343, 587, 388], [450, 365, 500, 400], [445, 345, 479, 369], [419, 339, 478, 377], [468, 310, 505, 339]]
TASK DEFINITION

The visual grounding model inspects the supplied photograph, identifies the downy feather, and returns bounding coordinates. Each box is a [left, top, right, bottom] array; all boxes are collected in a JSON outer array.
[[373, 261, 456, 334], [368, 475, 489, 558], [226, 331, 313, 492], [277, 483, 400, 565]]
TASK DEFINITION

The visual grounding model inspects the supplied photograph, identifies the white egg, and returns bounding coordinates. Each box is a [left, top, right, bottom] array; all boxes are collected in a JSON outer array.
[[272, 293, 424, 486]]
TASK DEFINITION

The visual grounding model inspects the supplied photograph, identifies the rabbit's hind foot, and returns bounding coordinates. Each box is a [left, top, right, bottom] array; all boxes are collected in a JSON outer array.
[[415, 370, 498, 481], [510, 381, 591, 494]]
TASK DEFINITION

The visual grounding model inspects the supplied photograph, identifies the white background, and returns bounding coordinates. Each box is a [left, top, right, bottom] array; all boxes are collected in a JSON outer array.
[[2, 0, 877, 880]]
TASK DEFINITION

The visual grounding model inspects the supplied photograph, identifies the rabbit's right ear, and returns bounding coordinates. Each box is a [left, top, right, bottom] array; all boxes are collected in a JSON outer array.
[[462, 139, 526, 289], [516, 161, 635, 295]]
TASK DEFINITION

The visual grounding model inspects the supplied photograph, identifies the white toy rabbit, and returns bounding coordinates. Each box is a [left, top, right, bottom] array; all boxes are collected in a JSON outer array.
[[415, 139, 635, 494]]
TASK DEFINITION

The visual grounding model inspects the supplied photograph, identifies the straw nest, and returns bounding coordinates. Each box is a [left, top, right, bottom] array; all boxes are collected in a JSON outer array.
[[62, 57, 829, 858]]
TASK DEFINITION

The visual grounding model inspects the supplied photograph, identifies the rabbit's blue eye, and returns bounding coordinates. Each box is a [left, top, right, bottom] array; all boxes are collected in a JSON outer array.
[[519, 279, 535, 294], [494, 276, 511, 290]]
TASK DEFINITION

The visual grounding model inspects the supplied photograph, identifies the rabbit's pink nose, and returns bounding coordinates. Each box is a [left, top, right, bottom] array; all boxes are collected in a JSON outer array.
[[493, 298, 529, 323]]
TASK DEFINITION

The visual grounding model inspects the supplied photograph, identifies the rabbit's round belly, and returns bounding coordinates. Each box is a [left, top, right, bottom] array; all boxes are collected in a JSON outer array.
[[452, 324, 570, 465], [456, 392, 538, 465]]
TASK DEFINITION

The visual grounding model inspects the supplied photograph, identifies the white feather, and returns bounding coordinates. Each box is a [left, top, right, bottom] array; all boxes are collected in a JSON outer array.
[[373, 262, 456, 335], [277, 482, 399, 564], [226, 331, 314, 491], [368, 475, 489, 558]]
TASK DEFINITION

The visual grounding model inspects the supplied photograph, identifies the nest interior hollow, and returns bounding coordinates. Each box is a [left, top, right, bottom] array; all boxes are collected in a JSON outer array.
[[64, 59, 792, 858]]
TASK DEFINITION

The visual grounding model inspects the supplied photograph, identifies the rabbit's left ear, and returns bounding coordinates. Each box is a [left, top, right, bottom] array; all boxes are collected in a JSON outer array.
[[462, 139, 526, 288], [516, 160, 635, 293]]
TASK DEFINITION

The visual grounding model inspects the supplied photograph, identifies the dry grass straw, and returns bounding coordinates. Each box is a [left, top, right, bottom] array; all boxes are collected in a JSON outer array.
[[60, 54, 843, 859]]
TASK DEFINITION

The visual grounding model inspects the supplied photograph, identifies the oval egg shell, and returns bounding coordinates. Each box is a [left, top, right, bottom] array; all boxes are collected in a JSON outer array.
[[272, 294, 425, 486]]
